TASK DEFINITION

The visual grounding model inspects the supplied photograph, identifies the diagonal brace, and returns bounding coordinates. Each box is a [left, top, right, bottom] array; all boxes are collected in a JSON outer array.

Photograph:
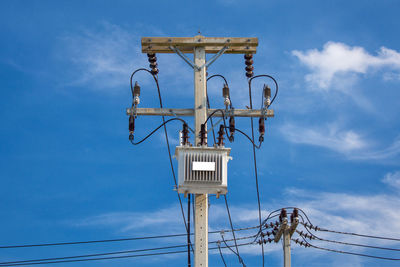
[[169, 46, 229, 71]]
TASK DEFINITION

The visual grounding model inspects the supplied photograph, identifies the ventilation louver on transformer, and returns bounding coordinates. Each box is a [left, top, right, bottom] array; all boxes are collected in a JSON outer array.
[[175, 146, 231, 195]]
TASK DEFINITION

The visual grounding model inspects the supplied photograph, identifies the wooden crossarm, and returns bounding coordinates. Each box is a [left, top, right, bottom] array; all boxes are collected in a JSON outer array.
[[141, 35, 258, 54]]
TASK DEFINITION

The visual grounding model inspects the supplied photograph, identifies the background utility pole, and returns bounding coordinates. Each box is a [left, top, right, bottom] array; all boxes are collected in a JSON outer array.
[[274, 209, 299, 267], [128, 35, 274, 267]]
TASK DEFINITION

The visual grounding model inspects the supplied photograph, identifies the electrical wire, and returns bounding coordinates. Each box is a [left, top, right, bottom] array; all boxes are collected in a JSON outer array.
[[217, 242, 228, 267], [247, 79, 264, 267], [297, 230, 400, 252], [187, 194, 191, 267], [129, 69, 194, 252], [0, 225, 258, 250], [220, 235, 246, 266], [151, 72, 194, 254], [295, 237, 400, 261], [0, 241, 257, 266], [0, 235, 257, 266], [204, 77, 243, 265], [224, 195, 244, 266], [0, 244, 188, 266], [228, 127, 262, 149], [248, 74, 279, 107], [206, 74, 233, 109], [129, 117, 192, 145], [204, 108, 230, 139], [306, 224, 400, 242]]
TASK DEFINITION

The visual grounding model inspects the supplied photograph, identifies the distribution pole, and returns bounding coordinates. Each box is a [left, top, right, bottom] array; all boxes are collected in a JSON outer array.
[[127, 35, 274, 267], [283, 226, 291, 267], [193, 46, 208, 267], [274, 208, 299, 267]]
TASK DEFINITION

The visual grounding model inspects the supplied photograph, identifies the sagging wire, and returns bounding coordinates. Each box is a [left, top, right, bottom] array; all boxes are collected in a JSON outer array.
[[203, 108, 263, 148], [129, 118, 193, 146], [293, 235, 400, 261], [129, 65, 194, 255], [224, 195, 243, 266], [217, 241, 227, 267], [220, 232, 246, 267]]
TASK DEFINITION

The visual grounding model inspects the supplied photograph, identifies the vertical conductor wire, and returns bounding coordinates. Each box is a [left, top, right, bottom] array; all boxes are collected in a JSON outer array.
[[130, 68, 193, 255]]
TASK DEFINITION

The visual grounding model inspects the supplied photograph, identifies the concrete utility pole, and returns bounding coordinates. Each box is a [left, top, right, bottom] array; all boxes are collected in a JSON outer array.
[[274, 209, 299, 267], [127, 35, 274, 267]]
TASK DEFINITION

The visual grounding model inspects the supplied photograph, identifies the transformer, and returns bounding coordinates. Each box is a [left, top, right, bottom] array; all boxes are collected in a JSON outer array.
[[175, 146, 232, 196]]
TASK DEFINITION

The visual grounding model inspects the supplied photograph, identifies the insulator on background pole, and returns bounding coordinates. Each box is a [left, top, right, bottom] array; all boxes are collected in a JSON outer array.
[[147, 53, 159, 75], [222, 84, 230, 108], [244, 54, 254, 78], [199, 123, 207, 146], [129, 115, 135, 141], [263, 84, 271, 107], [228, 116, 235, 141], [181, 123, 189, 146], [217, 124, 225, 147], [279, 208, 287, 222], [258, 117, 265, 142], [133, 81, 141, 105], [291, 208, 299, 223]]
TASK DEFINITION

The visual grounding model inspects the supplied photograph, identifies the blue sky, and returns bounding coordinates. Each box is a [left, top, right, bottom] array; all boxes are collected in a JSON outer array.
[[1, 0, 400, 266]]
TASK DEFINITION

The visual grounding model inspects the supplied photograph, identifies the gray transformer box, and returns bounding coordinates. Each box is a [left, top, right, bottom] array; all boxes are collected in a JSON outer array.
[[174, 146, 232, 195]]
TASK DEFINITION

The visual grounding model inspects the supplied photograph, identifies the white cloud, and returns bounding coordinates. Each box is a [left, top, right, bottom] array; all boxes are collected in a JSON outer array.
[[61, 23, 144, 90], [280, 122, 400, 161], [292, 42, 400, 90], [382, 171, 400, 190], [280, 122, 366, 153], [59, 23, 190, 93], [73, 178, 400, 265]]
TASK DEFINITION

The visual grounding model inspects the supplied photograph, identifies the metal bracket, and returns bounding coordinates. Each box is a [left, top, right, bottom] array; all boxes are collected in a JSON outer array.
[[169, 45, 229, 71], [261, 107, 268, 119], [199, 46, 229, 70], [169, 46, 198, 70]]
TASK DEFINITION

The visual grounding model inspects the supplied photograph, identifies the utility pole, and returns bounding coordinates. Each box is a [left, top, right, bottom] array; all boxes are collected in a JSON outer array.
[[127, 35, 274, 267], [274, 208, 299, 267]]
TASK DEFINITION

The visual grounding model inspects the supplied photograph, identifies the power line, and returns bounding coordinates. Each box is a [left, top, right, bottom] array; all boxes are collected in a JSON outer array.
[[129, 69, 193, 253], [247, 79, 264, 267], [0, 236, 257, 266], [295, 237, 400, 261], [296, 229, 400, 252], [224, 195, 243, 266], [0, 244, 188, 266], [301, 222, 400, 242], [0, 226, 259, 249], [152, 73, 194, 254], [0, 242, 257, 266], [204, 78, 243, 266], [129, 117, 192, 145], [217, 241, 228, 267]]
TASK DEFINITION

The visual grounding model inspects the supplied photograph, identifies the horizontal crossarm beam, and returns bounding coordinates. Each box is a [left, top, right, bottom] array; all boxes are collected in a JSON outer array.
[[142, 36, 258, 54], [126, 108, 274, 118]]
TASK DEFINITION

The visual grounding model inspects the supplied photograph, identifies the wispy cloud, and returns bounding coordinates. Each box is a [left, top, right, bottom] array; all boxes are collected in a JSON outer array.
[[280, 122, 400, 161], [72, 173, 400, 263], [280, 122, 366, 153], [382, 171, 400, 190], [60, 22, 145, 91], [58, 22, 190, 93], [292, 42, 400, 90]]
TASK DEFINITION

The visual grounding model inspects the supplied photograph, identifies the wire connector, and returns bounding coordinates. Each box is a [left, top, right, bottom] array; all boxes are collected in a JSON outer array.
[[199, 123, 207, 146], [181, 123, 189, 146], [228, 116, 235, 142], [133, 81, 141, 106], [129, 115, 135, 141], [217, 124, 225, 147]]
